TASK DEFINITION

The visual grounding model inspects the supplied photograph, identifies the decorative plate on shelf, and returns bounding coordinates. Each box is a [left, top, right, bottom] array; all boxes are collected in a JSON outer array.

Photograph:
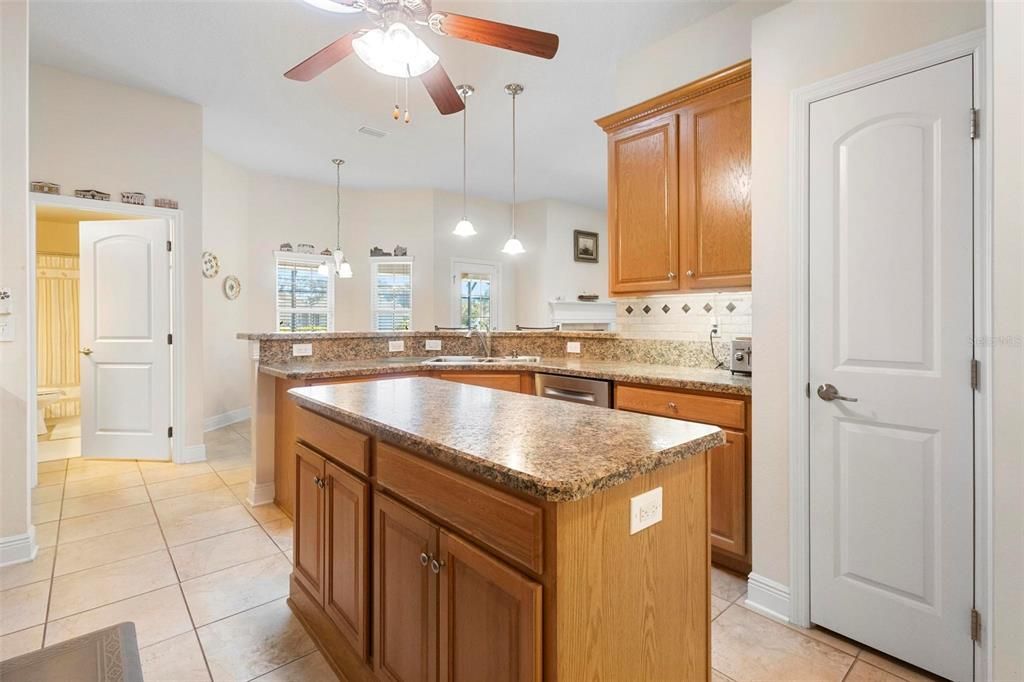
[[201, 251, 220, 279], [223, 275, 241, 300]]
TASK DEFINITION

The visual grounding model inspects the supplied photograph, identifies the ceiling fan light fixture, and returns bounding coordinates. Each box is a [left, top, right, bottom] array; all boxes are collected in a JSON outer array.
[[301, 0, 362, 14], [352, 22, 439, 78]]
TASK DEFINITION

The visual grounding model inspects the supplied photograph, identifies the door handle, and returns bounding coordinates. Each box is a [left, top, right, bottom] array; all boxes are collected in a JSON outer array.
[[817, 384, 858, 402], [79, 347, 93, 356]]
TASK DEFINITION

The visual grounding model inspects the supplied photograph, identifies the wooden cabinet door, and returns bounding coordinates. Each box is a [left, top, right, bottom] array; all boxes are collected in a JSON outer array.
[[294, 444, 326, 603], [437, 372, 523, 393], [438, 530, 542, 682], [324, 461, 369, 660], [608, 112, 681, 294], [709, 430, 747, 557], [374, 495, 438, 682], [679, 78, 751, 289]]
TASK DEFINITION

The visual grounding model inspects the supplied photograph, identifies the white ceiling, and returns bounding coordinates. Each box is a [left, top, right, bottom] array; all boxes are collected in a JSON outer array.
[[29, 1, 728, 208]]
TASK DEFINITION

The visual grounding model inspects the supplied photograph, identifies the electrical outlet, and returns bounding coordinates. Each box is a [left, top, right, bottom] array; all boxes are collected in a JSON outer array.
[[630, 487, 663, 535], [711, 322, 720, 337], [0, 317, 14, 342], [389, 339, 405, 352], [566, 341, 581, 354], [425, 339, 442, 351], [292, 343, 313, 357]]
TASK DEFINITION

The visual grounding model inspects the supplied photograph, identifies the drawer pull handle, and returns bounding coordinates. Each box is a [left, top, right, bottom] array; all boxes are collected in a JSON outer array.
[[430, 558, 445, 574], [667, 401, 677, 410], [419, 552, 430, 567], [686, 270, 694, 277]]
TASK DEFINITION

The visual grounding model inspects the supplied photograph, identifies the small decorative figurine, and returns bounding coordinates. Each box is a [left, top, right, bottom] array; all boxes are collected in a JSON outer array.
[[121, 192, 145, 206], [393, 245, 408, 257], [30, 181, 60, 195], [279, 242, 294, 252], [74, 189, 110, 201], [154, 198, 178, 209], [296, 243, 315, 254]]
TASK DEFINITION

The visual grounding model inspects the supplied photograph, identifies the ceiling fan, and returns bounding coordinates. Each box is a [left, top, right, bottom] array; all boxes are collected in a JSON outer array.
[[285, 0, 559, 116]]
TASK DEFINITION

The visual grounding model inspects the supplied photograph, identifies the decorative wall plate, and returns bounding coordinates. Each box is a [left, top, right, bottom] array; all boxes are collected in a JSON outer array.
[[223, 275, 241, 300], [201, 251, 220, 279]]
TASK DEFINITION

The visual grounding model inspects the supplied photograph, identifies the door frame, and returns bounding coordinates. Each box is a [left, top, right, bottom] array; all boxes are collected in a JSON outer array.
[[27, 192, 187, 479], [785, 29, 991, 679], [449, 257, 502, 329]]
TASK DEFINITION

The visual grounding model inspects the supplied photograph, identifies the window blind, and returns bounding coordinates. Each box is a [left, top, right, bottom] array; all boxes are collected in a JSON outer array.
[[276, 256, 333, 332], [372, 260, 412, 331]]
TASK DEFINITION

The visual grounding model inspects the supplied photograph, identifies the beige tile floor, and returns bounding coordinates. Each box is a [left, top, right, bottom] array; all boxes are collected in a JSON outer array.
[[2, 420, 944, 682]]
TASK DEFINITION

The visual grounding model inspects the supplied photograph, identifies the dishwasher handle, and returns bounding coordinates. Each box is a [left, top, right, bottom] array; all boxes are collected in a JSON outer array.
[[541, 386, 597, 403]]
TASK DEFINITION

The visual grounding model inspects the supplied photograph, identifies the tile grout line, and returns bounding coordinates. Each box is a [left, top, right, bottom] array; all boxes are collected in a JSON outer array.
[[38, 458, 72, 647]]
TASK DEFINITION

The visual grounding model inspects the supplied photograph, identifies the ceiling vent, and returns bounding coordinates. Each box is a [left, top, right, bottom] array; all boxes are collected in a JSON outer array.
[[358, 126, 386, 138]]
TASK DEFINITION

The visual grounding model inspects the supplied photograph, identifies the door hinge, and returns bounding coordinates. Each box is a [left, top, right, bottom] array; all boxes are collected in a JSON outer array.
[[167, 333, 173, 345], [805, 382, 811, 398], [166, 240, 172, 252], [971, 359, 980, 391], [167, 426, 173, 438], [970, 108, 979, 139], [971, 608, 982, 642]]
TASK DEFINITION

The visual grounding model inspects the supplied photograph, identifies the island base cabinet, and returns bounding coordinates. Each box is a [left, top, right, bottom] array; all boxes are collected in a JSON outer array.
[[373, 494, 542, 682], [439, 531, 542, 682], [294, 444, 325, 604]]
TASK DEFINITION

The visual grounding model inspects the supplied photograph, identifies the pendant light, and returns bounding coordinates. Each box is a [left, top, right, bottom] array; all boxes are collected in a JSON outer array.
[[501, 83, 525, 255], [453, 84, 477, 237], [332, 159, 353, 279]]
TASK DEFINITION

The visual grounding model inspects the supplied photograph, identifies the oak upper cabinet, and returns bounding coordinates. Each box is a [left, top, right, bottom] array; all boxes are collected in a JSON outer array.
[[438, 530, 542, 682], [293, 444, 326, 603], [324, 460, 369, 659], [708, 430, 747, 557], [598, 61, 752, 295], [606, 111, 681, 293]]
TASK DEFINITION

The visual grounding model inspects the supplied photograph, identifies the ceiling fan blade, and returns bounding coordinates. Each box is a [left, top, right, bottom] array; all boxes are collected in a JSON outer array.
[[430, 12, 559, 59], [284, 31, 363, 81], [420, 63, 464, 115]]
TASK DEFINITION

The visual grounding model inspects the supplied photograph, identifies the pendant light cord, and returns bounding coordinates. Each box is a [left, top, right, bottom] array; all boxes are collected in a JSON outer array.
[[511, 90, 517, 238], [462, 92, 468, 218], [335, 160, 341, 250]]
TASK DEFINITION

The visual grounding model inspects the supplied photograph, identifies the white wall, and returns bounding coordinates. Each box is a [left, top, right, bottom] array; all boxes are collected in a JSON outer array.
[[749, 0, 984, 589], [989, 1, 1024, 676], [614, 1, 784, 109], [0, 0, 32, 561], [29, 64, 206, 451]]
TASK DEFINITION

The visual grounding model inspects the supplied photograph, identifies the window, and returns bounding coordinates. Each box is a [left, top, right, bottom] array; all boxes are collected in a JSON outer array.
[[276, 252, 334, 332], [451, 259, 499, 330], [371, 257, 413, 331]]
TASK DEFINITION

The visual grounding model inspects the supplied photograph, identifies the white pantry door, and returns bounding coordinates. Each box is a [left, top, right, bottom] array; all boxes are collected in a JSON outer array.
[[808, 56, 974, 680], [79, 220, 172, 461]]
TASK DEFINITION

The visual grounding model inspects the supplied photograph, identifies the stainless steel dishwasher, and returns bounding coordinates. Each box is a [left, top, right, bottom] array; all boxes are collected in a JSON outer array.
[[534, 373, 611, 408]]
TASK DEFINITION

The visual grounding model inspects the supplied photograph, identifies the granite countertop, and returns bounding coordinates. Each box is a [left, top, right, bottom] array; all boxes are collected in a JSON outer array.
[[237, 330, 619, 341], [289, 377, 724, 502], [261, 356, 752, 395]]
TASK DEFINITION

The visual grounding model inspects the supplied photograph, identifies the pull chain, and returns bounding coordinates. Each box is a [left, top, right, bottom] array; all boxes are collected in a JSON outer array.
[[392, 78, 400, 121], [403, 66, 411, 124]]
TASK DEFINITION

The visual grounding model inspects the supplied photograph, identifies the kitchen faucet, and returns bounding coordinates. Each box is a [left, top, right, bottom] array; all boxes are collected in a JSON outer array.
[[466, 327, 491, 358]]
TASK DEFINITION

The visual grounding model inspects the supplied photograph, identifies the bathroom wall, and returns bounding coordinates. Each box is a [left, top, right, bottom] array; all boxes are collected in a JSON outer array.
[[35, 219, 80, 418]]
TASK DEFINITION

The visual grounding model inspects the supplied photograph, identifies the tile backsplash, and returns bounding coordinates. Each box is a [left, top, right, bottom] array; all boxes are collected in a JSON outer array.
[[615, 292, 752, 343]]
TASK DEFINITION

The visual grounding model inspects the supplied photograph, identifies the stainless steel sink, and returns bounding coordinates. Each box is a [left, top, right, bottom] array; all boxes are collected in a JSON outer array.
[[420, 355, 541, 365]]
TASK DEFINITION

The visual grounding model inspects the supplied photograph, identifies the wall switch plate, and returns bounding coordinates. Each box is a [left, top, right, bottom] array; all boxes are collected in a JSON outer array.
[[292, 343, 313, 357], [630, 487, 663, 535], [566, 341, 581, 354], [425, 339, 442, 351], [0, 317, 14, 342], [389, 340, 405, 352]]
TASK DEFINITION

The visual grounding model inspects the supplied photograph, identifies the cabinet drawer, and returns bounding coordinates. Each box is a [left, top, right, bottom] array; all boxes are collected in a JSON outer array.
[[615, 385, 745, 429], [376, 444, 544, 575], [297, 408, 370, 476]]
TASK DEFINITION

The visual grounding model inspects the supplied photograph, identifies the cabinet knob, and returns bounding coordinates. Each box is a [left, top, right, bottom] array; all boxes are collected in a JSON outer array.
[[667, 271, 676, 280], [313, 476, 325, 489], [430, 558, 445, 574], [667, 401, 677, 410], [419, 552, 430, 566], [685, 270, 694, 278]]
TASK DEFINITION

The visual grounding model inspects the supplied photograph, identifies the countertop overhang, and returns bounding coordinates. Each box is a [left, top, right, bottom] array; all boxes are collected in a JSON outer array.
[[288, 377, 724, 502], [264, 357, 752, 396]]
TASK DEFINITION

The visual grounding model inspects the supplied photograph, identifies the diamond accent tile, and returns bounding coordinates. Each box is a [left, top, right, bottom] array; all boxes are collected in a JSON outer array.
[[624, 305, 634, 315], [703, 303, 713, 313], [682, 304, 691, 313], [642, 305, 651, 314], [726, 302, 737, 313], [661, 304, 671, 314]]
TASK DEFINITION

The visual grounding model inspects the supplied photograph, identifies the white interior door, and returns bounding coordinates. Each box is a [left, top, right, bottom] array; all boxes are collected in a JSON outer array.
[[79, 219, 171, 461], [808, 56, 974, 680]]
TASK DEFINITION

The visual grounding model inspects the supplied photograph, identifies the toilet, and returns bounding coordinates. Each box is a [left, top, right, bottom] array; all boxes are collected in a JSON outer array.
[[37, 388, 65, 435]]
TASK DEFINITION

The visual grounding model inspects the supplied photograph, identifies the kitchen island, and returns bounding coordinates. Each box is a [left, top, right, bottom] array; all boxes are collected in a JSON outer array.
[[285, 377, 723, 681]]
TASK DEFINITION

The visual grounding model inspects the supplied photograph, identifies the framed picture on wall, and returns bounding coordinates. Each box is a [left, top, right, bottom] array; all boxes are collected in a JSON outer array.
[[573, 230, 599, 263]]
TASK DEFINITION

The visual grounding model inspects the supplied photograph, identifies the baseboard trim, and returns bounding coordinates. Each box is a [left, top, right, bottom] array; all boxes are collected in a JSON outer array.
[[247, 480, 275, 508], [745, 572, 791, 624], [203, 407, 252, 433], [0, 528, 38, 567], [179, 444, 207, 464]]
